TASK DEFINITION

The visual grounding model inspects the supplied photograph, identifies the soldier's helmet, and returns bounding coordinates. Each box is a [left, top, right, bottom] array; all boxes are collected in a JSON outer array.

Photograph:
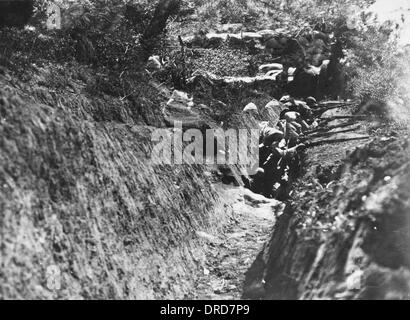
[[306, 96, 317, 105], [263, 128, 284, 147]]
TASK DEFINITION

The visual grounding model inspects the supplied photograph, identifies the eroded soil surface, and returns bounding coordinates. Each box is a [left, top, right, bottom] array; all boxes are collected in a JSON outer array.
[[193, 184, 284, 299]]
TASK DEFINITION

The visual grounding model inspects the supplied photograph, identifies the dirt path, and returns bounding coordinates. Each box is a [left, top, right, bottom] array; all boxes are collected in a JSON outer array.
[[193, 184, 284, 299]]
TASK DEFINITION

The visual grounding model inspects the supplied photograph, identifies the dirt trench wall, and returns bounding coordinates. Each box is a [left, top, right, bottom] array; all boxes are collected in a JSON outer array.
[[0, 86, 234, 299], [244, 135, 410, 300]]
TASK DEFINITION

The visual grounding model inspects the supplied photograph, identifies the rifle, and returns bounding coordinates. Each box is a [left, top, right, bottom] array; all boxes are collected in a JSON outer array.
[[303, 136, 370, 148], [302, 127, 361, 140], [319, 115, 367, 121], [316, 100, 359, 108], [313, 102, 357, 117], [304, 121, 356, 134]]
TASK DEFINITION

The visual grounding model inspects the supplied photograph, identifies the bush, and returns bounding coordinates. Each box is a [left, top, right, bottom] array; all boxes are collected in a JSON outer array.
[[345, 18, 402, 102]]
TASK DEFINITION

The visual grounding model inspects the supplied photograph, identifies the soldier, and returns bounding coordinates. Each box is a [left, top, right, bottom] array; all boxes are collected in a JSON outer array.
[[280, 97, 313, 123], [261, 137, 305, 198], [306, 96, 319, 109], [279, 95, 294, 104], [259, 126, 285, 165], [294, 100, 314, 122], [283, 110, 310, 130]]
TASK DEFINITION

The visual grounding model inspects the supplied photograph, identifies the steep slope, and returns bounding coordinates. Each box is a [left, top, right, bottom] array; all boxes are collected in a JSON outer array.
[[0, 40, 286, 298], [0, 62, 235, 299]]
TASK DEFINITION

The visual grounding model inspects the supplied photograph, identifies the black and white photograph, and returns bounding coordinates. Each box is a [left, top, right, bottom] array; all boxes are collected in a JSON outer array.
[[0, 0, 410, 303]]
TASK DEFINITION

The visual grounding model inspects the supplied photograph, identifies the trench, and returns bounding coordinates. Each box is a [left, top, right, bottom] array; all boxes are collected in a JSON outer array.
[[3, 1, 410, 299], [190, 100, 374, 299]]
